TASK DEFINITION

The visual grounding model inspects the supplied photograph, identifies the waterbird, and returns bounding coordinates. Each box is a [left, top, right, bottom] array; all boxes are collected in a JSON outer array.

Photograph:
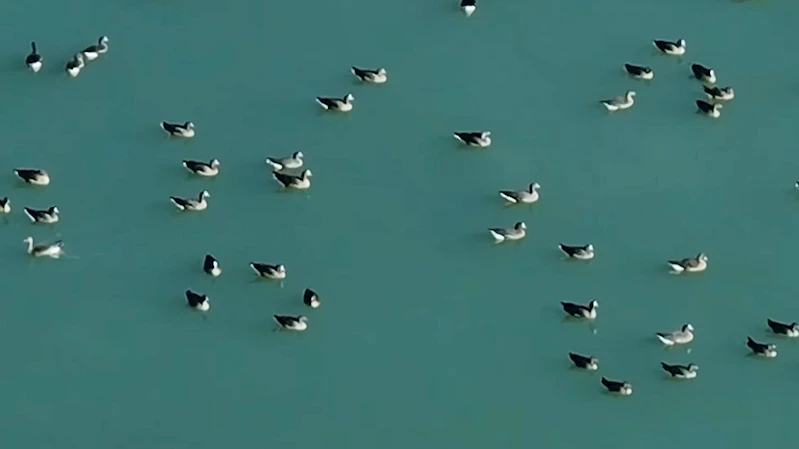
[[266, 151, 304, 171], [26, 42, 42, 72], [661, 362, 699, 379], [747, 336, 777, 358], [601, 91, 636, 112], [623, 63, 653, 80], [703, 86, 735, 101], [273, 169, 312, 190], [461, 0, 476, 16], [453, 131, 491, 148], [691, 63, 716, 84], [656, 324, 695, 346], [274, 315, 308, 331], [558, 243, 595, 260], [23, 206, 59, 224], [668, 253, 708, 274], [601, 377, 632, 395], [696, 100, 722, 118], [23, 236, 64, 258], [351, 67, 387, 84], [182, 159, 220, 177], [0, 198, 10, 214], [767, 319, 799, 337], [82, 36, 109, 60], [569, 353, 598, 370], [13, 168, 50, 186], [185, 289, 210, 312], [304, 288, 321, 308], [250, 263, 287, 280], [561, 300, 598, 320], [488, 221, 527, 243], [203, 254, 222, 277], [65, 53, 84, 77], [169, 190, 210, 211], [653, 39, 686, 56], [499, 182, 540, 204], [316, 93, 354, 112], [160, 121, 195, 138]]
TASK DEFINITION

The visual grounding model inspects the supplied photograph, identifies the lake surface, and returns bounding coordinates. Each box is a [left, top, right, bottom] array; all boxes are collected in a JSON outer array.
[[1, 0, 798, 447]]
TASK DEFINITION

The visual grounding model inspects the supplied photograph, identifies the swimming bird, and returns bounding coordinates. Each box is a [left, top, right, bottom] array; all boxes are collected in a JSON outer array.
[[23, 236, 64, 258], [601, 91, 636, 112], [265, 151, 304, 171], [351, 67, 387, 84], [703, 86, 735, 101], [82, 36, 109, 60], [558, 243, 595, 260], [668, 253, 708, 274], [461, 0, 476, 16], [250, 263, 287, 280], [185, 289, 210, 312], [316, 93, 355, 112], [454, 131, 491, 148], [661, 362, 699, 379], [489, 221, 527, 243], [569, 352, 599, 370], [274, 315, 308, 331], [203, 254, 222, 277], [653, 39, 686, 56], [65, 53, 84, 77], [656, 324, 695, 346], [499, 182, 540, 204], [690, 63, 716, 84], [747, 336, 777, 358], [160, 121, 195, 138], [13, 168, 50, 186], [26, 42, 42, 72], [623, 63, 654, 80], [767, 318, 799, 337], [23, 206, 59, 224], [696, 100, 722, 118], [0, 198, 10, 214], [169, 190, 210, 211], [304, 288, 321, 309], [273, 169, 312, 190], [601, 377, 632, 395], [182, 159, 220, 177], [561, 300, 598, 320]]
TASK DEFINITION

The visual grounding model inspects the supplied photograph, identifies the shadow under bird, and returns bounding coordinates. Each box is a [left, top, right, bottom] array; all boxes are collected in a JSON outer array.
[[569, 352, 598, 370], [13, 168, 50, 186], [170, 190, 210, 211], [747, 336, 777, 358], [558, 243, 595, 260], [316, 93, 354, 112], [767, 319, 799, 337], [653, 38, 686, 56], [273, 169, 312, 190], [351, 67, 387, 84], [453, 131, 491, 148], [82, 36, 109, 61], [23, 236, 64, 258], [667, 253, 708, 274], [185, 289, 210, 312], [661, 362, 699, 379], [203, 254, 222, 277], [703, 85, 735, 101], [160, 121, 195, 138], [250, 262, 287, 280], [304, 288, 321, 308], [26, 41, 42, 72], [623, 63, 654, 80], [499, 182, 540, 204], [696, 100, 722, 118], [601, 377, 632, 395], [601, 91, 635, 112], [656, 324, 694, 346], [561, 300, 598, 320], [690, 63, 716, 84], [266, 151, 304, 171], [274, 315, 308, 331], [183, 159, 220, 177], [24, 206, 59, 224], [489, 221, 526, 243]]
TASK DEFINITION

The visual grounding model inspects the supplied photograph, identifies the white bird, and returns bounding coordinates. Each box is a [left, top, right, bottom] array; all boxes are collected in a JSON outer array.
[[703, 86, 735, 101], [601, 377, 632, 395], [461, 0, 476, 16], [696, 100, 722, 118], [601, 91, 636, 112], [668, 253, 708, 274], [661, 362, 699, 379], [170, 190, 210, 211], [351, 67, 387, 84], [623, 63, 654, 80], [250, 262, 287, 280], [13, 168, 50, 186], [316, 93, 354, 112], [160, 121, 195, 138], [24, 206, 59, 224], [65, 53, 85, 77], [489, 221, 527, 243], [499, 182, 540, 204], [767, 319, 799, 337], [559, 243, 595, 260], [265, 151, 304, 171], [82, 36, 109, 60], [273, 169, 312, 190], [747, 337, 777, 358], [304, 288, 321, 309], [26, 41, 42, 72], [203, 254, 222, 277], [185, 289, 210, 312], [656, 324, 695, 346], [653, 39, 686, 56], [274, 315, 308, 331], [182, 159, 220, 177], [454, 131, 491, 148], [691, 63, 716, 84], [0, 197, 10, 214], [23, 236, 64, 258]]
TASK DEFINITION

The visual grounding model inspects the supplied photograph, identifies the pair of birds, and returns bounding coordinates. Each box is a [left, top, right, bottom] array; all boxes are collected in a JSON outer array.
[[266, 151, 313, 190], [3, 169, 53, 219], [742, 319, 799, 358], [183, 290, 312, 331], [201, 255, 289, 285], [569, 354, 699, 379], [24, 37, 109, 75], [313, 66, 388, 112]]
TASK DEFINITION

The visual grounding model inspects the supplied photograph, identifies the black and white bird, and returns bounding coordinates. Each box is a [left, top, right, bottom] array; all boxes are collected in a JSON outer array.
[[767, 319, 799, 337], [499, 182, 540, 204], [203, 254, 222, 277], [23, 236, 64, 258], [661, 362, 699, 379], [65, 53, 85, 78], [316, 93, 354, 112], [266, 151, 304, 171], [160, 121, 195, 138], [82, 36, 109, 61], [0, 197, 10, 214], [26, 42, 42, 72], [747, 336, 777, 358], [274, 315, 308, 331], [13, 168, 50, 186], [690, 63, 716, 84], [351, 67, 387, 84], [185, 289, 210, 312], [703, 86, 735, 101], [169, 190, 210, 211], [460, 0, 476, 16], [561, 300, 598, 320], [453, 131, 491, 148], [601, 91, 636, 112], [558, 243, 595, 260], [273, 169, 312, 190], [696, 100, 722, 118], [24, 206, 59, 224], [568, 352, 599, 370], [250, 262, 287, 280], [668, 253, 708, 273], [182, 159, 220, 177], [601, 377, 632, 395], [303, 288, 321, 308], [623, 63, 654, 80], [488, 221, 527, 243], [653, 39, 686, 56]]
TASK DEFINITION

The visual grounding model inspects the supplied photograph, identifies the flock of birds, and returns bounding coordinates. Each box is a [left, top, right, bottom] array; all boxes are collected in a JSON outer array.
[[3, 1, 795, 395]]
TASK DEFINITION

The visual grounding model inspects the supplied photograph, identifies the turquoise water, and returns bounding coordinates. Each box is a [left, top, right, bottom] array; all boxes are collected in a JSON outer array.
[[2, 0, 799, 447]]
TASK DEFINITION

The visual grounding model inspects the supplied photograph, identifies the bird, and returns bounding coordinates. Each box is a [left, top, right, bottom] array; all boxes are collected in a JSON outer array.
[[461, 0, 476, 16], [601, 91, 636, 112], [185, 289, 210, 312], [182, 159, 220, 177], [65, 53, 85, 77], [661, 362, 699, 379], [623, 63, 654, 80], [488, 221, 527, 243], [160, 121, 195, 138], [499, 182, 540, 204], [453, 131, 492, 148], [82, 36, 109, 61], [696, 100, 722, 118], [656, 324, 695, 346], [26, 42, 42, 72], [601, 377, 632, 395], [265, 151, 304, 171], [273, 169, 312, 190], [351, 67, 388, 84], [23, 236, 64, 258], [13, 168, 50, 186], [668, 253, 708, 274], [304, 288, 321, 308], [250, 263, 287, 280], [558, 243, 595, 260], [703, 86, 735, 101], [690, 63, 717, 84], [561, 300, 598, 319], [23, 206, 59, 224], [568, 353, 599, 370], [316, 93, 355, 112], [274, 315, 308, 331], [0, 197, 10, 214], [169, 190, 210, 211], [203, 254, 222, 277], [767, 319, 799, 337], [653, 39, 686, 56], [747, 337, 777, 358]]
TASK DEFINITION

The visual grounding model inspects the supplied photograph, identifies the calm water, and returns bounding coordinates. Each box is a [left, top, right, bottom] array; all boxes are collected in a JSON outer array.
[[1, 0, 798, 447]]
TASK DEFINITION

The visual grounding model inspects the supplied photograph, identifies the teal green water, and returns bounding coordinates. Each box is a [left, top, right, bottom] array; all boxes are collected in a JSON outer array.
[[2, 0, 798, 447]]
